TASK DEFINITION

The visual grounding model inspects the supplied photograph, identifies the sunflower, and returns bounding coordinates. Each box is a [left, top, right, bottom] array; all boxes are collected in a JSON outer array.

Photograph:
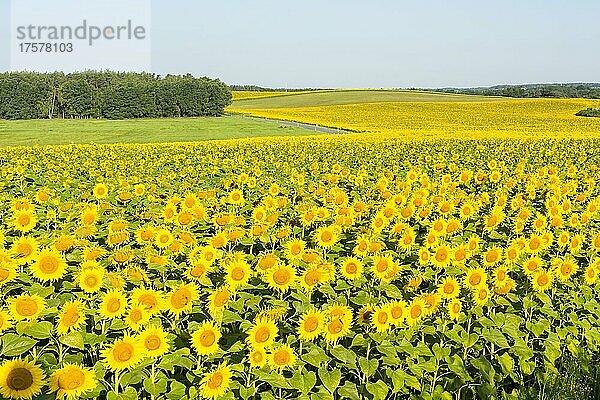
[[522, 256, 542, 276], [248, 348, 267, 368], [265, 263, 296, 293], [199, 363, 232, 400], [406, 298, 426, 326], [586, 265, 599, 285], [152, 228, 172, 250], [448, 299, 462, 320], [192, 245, 219, 266], [438, 277, 460, 299], [532, 269, 553, 293], [101, 335, 143, 371], [388, 300, 407, 326], [134, 226, 155, 245], [57, 300, 85, 335], [49, 363, 97, 399], [372, 255, 399, 283], [138, 325, 170, 358], [256, 253, 280, 274], [314, 225, 339, 249], [167, 282, 199, 317], [207, 286, 232, 317], [80, 205, 99, 226], [246, 317, 278, 349], [8, 294, 46, 321], [186, 260, 211, 282], [323, 305, 352, 343], [11, 236, 39, 265], [472, 285, 491, 306], [492, 265, 511, 288], [0, 310, 13, 334], [191, 321, 221, 356], [340, 257, 363, 280], [99, 290, 128, 319], [268, 345, 296, 371], [77, 265, 105, 293], [131, 287, 164, 315], [422, 292, 442, 316], [30, 248, 67, 282], [451, 244, 469, 266], [431, 243, 452, 269], [297, 309, 324, 341], [526, 234, 543, 254], [92, 183, 109, 199], [555, 257, 578, 282], [0, 359, 45, 400], [297, 266, 322, 292], [283, 239, 306, 263], [12, 210, 37, 233], [464, 268, 487, 290], [0, 261, 17, 287], [372, 304, 391, 333], [482, 247, 502, 267], [224, 259, 252, 290], [504, 245, 520, 265], [125, 305, 150, 331]]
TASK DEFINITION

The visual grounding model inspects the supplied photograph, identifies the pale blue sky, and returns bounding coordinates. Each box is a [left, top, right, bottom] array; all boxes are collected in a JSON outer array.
[[1, 0, 599, 88]]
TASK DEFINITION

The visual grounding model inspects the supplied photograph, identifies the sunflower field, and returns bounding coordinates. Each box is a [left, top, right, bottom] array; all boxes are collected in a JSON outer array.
[[0, 136, 599, 400]]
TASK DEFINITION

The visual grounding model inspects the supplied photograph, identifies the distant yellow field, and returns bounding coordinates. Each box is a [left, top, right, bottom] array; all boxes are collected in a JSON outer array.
[[231, 98, 600, 140]]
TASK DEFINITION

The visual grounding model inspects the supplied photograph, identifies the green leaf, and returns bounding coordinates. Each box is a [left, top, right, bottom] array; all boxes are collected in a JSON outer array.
[[481, 328, 510, 349], [544, 334, 562, 363], [462, 333, 479, 348], [1, 334, 37, 356], [510, 338, 534, 361], [21, 321, 53, 339], [59, 331, 85, 350], [255, 370, 290, 389], [159, 348, 193, 371], [446, 354, 472, 382], [497, 352, 514, 376], [358, 357, 378, 378], [389, 369, 421, 392], [471, 356, 495, 385], [166, 380, 186, 399], [290, 371, 317, 394], [338, 381, 360, 400], [330, 346, 357, 369], [143, 377, 167, 397], [302, 347, 330, 368], [239, 386, 256, 400], [366, 380, 389, 400], [318, 367, 341, 394]]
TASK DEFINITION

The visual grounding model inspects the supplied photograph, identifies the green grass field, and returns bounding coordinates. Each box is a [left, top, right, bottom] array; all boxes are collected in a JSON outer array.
[[0, 90, 510, 147], [229, 89, 508, 110], [0, 116, 313, 147]]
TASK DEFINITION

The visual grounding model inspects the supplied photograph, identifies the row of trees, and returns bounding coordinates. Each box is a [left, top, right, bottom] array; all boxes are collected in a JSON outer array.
[[0, 72, 232, 120], [431, 84, 600, 99]]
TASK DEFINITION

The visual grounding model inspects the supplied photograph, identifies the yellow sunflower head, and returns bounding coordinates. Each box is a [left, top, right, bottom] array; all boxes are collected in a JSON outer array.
[[199, 363, 232, 400], [191, 321, 222, 356], [30, 248, 68, 282], [99, 290, 128, 319], [138, 325, 170, 358], [268, 344, 296, 371], [101, 335, 143, 372], [49, 363, 97, 399], [8, 294, 46, 321], [0, 359, 45, 400]]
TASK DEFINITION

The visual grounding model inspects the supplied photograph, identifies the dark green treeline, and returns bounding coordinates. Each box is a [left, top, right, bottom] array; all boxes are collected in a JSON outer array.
[[0, 71, 232, 120]]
